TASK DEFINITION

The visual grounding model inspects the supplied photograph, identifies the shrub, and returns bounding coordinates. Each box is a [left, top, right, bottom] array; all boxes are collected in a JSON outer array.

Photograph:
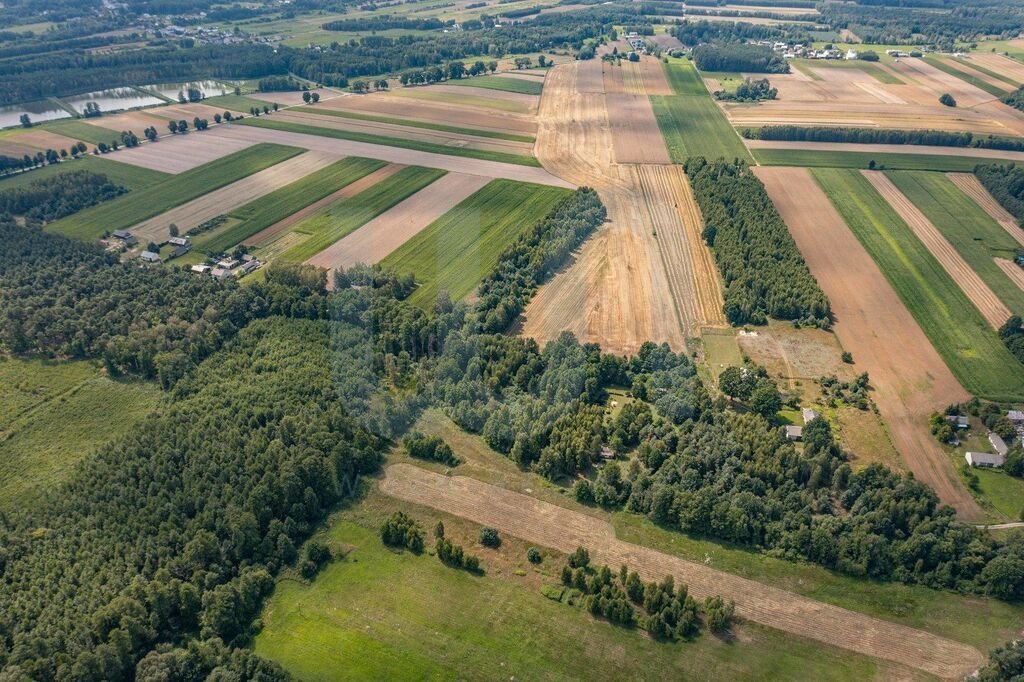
[[381, 511, 424, 552], [479, 527, 501, 548], [939, 93, 957, 107], [527, 547, 542, 563]]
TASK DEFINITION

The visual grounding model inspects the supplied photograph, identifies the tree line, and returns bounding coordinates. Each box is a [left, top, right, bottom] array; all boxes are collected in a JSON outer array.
[[746, 125, 1024, 152], [683, 157, 832, 326], [974, 162, 1024, 225]]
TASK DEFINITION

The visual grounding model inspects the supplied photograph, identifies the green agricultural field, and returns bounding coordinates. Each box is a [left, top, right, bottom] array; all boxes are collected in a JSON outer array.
[[382, 179, 570, 308], [0, 155, 168, 192], [237, 117, 541, 167], [972, 467, 1024, 521], [885, 171, 1024, 314], [813, 168, 1024, 401], [753, 148, 995, 172], [652, 59, 752, 162], [43, 119, 131, 146], [273, 166, 445, 263], [0, 358, 160, 512], [47, 143, 302, 240], [202, 93, 276, 112], [253, 502, 892, 681], [196, 157, 387, 253], [443, 75, 543, 95], [293, 106, 535, 142], [924, 57, 1010, 97]]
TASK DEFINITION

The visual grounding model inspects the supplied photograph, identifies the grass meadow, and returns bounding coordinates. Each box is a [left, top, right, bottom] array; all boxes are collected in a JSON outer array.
[[48, 143, 302, 240], [652, 59, 752, 163], [0, 155, 169, 192], [444, 75, 543, 95], [381, 179, 569, 308], [813, 168, 1024, 401]]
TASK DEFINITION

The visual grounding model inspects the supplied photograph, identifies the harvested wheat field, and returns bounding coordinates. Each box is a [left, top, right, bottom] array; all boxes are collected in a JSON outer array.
[[863, 171, 1011, 328], [307, 172, 491, 271], [82, 111, 165, 134], [246, 164, 404, 246], [388, 86, 535, 114], [109, 130, 256, 173], [521, 61, 725, 353], [887, 58, 996, 107], [948, 172, 1024, 247], [967, 53, 1024, 86], [271, 109, 534, 156], [605, 94, 671, 164], [754, 166, 980, 520], [0, 130, 78, 156], [248, 88, 343, 106], [938, 58, 1014, 93], [207, 124, 570, 186], [128, 150, 339, 242], [745, 139, 1024, 162], [996, 258, 1024, 291], [318, 93, 537, 137], [380, 463, 984, 679]]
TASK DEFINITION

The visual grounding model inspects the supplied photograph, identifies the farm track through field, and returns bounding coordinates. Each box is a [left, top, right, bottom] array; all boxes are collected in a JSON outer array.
[[754, 166, 981, 520], [863, 171, 1012, 328], [380, 463, 984, 679], [521, 58, 725, 354], [947, 172, 1024, 247]]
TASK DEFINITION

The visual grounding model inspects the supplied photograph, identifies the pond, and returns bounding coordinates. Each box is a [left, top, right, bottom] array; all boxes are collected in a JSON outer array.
[[141, 80, 232, 102], [0, 101, 72, 129], [62, 88, 165, 115]]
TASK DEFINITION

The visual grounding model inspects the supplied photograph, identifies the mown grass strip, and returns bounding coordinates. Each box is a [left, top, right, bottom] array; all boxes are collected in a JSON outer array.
[[753, 148, 997, 172], [924, 57, 1010, 98], [238, 117, 541, 167], [197, 156, 387, 253], [813, 168, 1024, 401], [382, 179, 570, 308], [293, 106, 535, 142], [443, 75, 543, 95], [0, 155, 169, 192], [48, 143, 302, 240], [277, 166, 445, 263], [653, 59, 752, 163], [885, 170, 1024, 314]]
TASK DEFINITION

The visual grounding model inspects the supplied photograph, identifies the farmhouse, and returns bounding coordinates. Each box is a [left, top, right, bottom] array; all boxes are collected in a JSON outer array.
[[945, 415, 969, 429], [965, 451, 1005, 468], [211, 267, 232, 279], [111, 230, 138, 246], [1008, 410, 1024, 425], [802, 408, 819, 424], [191, 264, 211, 274], [139, 251, 161, 263], [168, 237, 189, 247], [785, 425, 803, 441], [988, 432, 1009, 456]]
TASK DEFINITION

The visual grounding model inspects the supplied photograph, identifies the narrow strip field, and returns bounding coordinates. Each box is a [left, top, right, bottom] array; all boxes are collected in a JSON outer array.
[[318, 94, 537, 137], [273, 166, 445, 263], [382, 179, 570, 308], [750, 146, 1021, 171], [292, 106, 535, 142], [864, 171, 1013, 328], [237, 117, 540, 166], [388, 86, 534, 114], [755, 166, 981, 519], [947, 172, 1024, 247], [997, 258, 1024, 290], [106, 130, 257, 173], [443, 75, 543, 95], [380, 463, 984, 679], [884, 171, 1024, 316], [307, 172, 492, 272], [48, 143, 302, 240], [925, 57, 1011, 98], [813, 168, 1024, 402], [651, 59, 752, 162]]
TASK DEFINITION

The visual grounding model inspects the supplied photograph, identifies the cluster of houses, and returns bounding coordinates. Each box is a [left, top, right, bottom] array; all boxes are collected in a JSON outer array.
[[138, 235, 192, 263], [784, 407, 820, 441], [758, 41, 845, 60], [191, 253, 262, 279], [961, 410, 1024, 468], [626, 32, 647, 54]]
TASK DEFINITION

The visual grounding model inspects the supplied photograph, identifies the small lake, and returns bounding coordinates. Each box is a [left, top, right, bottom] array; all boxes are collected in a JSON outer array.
[[0, 101, 72, 129], [142, 80, 232, 101], [63, 88, 164, 114]]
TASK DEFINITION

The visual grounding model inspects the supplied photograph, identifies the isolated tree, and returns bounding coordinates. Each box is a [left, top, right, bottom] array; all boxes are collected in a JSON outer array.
[[311, 92, 320, 103], [538, 55, 547, 67], [302, 91, 312, 104], [223, 111, 233, 121], [939, 93, 957, 107], [487, 60, 498, 73], [750, 379, 782, 420], [262, 105, 269, 115], [178, 119, 188, 133], [169, 224, 179, 238], [19, 113, 32, 128], [479, 527, 500, 548], [434, 521, 445, 539]]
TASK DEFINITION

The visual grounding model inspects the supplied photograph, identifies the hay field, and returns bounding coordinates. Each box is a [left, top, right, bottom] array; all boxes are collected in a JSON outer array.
[[111, 129, 256, 173], [864, 171, 1013, 328], [307, 172, 491, 271], [381, 463, 984, 679], [382, 179, 569, 307], [997, 258, 1024, 290], [754, 166, 981, 519], [80, 110, 167, 134], [812, 168, 1024, 403], [0, 129, 80, 156]]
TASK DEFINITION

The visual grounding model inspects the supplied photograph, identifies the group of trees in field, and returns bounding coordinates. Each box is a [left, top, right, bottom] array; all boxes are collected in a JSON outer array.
[[381, 511, 426, 552], [974, 162, 1024, 223], [0, 170, 125, 223], [714, 77, 776, 101], [1002, 85, 1024, 113], [746, 125, 1024, 152], [684, 157, 832, 327], [0, 141, 90, 176], [398, 59, 498, 85], [402, 432, 459, 466], [690, 43, 790, 73], [257, 75, 305, 92]]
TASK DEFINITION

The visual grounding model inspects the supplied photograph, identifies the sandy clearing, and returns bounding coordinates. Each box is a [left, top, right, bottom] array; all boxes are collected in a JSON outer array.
[[109, 130, 256, 173], [246, 164, 405, 247], [381, 462, 984, 679], [996, 258, 1024, 290], [863, 170, 1011, 328], [318, 93, 537, 136], [306, 172, 491, 271], [605, 94, 671, 164], [887, 58, 996, 108], [272, 110, 534, 155], [968, 53, 1024, 86], [207, 124, 572, 187], [128, 150, 341, 242], [947, 172, 1024, 247], [82, 111, 166, 134], [248, 88, 344, 106], [745, 138, 1024, 162], [755, 166, 980, 519]]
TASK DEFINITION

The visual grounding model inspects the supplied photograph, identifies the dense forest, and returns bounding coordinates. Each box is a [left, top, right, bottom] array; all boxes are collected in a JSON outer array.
[[747, 125, 1024, 152], [0, 170, 126, 223], [821, 1, 1024, 45], [974, 162, 1024, 224], [689, 43, 790, 74], [1001, 315, 1024, 366], [1002, 85, 1024, 114], [673, 19, 806, 48], [683, 157, 831, 326]]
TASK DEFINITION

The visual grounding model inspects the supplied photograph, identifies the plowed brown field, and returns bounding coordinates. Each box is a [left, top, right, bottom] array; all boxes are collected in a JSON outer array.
[[380, 463, 985, 679], [863, 170, 1011, 328], [754, 166, 980, 520], [947, 172, 1024, 247]]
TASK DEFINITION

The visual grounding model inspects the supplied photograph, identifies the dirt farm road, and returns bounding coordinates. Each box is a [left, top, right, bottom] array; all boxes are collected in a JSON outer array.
[[381, 463, 984, 679]]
